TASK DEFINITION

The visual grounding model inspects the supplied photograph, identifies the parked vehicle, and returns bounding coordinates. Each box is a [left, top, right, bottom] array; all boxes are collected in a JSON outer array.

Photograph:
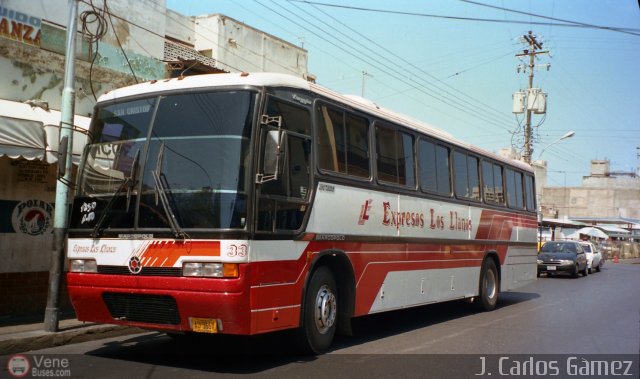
[[580, 241, 602, 273], [538, 241, 588, 278]]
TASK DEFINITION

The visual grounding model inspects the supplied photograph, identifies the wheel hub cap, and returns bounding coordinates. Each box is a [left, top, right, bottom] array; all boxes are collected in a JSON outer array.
[[314, 285, 336, 334]]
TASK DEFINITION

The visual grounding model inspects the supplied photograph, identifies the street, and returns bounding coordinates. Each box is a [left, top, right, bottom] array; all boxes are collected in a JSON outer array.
[[5, 261, 640, 378]]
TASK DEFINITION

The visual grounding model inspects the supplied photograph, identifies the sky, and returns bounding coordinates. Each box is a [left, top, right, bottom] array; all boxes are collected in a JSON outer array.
[[166, 0, 640, 187]]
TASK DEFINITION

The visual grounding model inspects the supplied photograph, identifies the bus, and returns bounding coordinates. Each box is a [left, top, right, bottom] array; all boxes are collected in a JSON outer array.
[[66, 72, 538, 353]]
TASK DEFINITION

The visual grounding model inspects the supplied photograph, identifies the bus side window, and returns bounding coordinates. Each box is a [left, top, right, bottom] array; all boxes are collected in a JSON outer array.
[[494, 164, 504, 203], [454, 151, 480, 201], [419, 139, 451, 195], [482, 161, 495, 202], [505, 168, 525, 209], [525, 174, 536, 211], [316, 104, 370, 178], [375, 124, 415, 187], [482, 161, 504, 205]]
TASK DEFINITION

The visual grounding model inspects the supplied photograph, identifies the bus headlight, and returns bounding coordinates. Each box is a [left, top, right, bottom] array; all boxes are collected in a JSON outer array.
[[70, 259, 98, 273], [182, 262, 239, 278]]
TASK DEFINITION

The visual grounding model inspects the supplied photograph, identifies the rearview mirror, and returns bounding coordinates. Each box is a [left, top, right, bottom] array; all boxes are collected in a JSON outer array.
[[256, 130, 286, 184]]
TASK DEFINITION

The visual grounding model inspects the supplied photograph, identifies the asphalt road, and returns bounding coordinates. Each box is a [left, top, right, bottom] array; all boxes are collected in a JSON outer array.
[[4, 261, 640, 378]]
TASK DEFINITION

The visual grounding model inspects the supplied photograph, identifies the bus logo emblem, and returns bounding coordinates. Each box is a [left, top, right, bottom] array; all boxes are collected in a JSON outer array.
[[358, 199, 373, 225], [128, 256, 142, 274]]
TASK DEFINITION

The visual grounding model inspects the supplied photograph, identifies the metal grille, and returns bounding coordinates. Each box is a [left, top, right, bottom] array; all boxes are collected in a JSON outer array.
[[97, 266, 182, 277], [164, 40, 217, 67], [103, 293, 180, 325]]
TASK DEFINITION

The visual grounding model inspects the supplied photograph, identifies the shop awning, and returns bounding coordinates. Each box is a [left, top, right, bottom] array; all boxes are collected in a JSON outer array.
[[0, 99, 91, 164]]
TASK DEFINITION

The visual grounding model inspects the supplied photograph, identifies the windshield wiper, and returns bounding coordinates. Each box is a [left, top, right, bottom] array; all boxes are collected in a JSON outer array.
[[152, 142, 187, 239], [92, 149, 140, 238]]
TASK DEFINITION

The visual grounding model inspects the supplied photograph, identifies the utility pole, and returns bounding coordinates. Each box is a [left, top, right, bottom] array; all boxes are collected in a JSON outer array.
[[44, 0, 78, 332], [514, 31, 549, 163]]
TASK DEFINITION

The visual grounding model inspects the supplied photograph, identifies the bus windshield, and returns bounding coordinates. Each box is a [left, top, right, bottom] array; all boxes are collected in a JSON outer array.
[[72, 90, 256, 232]]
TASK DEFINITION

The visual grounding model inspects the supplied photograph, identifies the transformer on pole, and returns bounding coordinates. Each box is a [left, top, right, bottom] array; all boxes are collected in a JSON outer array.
[[513, 31, 549, 164]]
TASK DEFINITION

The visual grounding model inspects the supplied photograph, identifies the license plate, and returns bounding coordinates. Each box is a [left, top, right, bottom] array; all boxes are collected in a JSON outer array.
[[547, 266, 557, 271], [189, 317, 218, 333]]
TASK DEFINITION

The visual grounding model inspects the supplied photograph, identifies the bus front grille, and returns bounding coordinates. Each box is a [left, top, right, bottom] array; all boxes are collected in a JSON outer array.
[[98, 265, 182, 277], [102, 293, 180, 325]]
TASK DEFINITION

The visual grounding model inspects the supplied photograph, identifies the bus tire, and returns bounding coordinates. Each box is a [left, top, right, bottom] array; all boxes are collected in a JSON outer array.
[[476, 258, 499, 311], [297, 266, 338, 354]]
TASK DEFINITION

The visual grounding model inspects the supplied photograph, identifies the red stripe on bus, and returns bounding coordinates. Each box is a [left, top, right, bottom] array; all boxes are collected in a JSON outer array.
[[139, 240, 221, 267]]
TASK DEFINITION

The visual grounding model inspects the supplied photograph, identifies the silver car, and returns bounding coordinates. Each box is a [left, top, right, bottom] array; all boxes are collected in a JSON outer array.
[[580, 242, 603, 273]]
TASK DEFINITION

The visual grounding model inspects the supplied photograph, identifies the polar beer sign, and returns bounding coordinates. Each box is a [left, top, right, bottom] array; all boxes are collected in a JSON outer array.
[[0, 6, 42, 47]]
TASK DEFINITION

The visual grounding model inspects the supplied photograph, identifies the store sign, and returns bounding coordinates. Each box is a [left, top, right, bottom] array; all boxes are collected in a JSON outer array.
[[0, 6, 41, 47], [11, 199, 53, 236]]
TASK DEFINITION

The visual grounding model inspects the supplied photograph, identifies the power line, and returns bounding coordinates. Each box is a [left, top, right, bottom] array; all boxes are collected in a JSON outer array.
[[445, 50, 516, 78], [460, 0, 640, 37], [226, 0, 365, 75], [301, 0, 518, 126], [288, 0, 640, 36], [263, 0, 516, 135]]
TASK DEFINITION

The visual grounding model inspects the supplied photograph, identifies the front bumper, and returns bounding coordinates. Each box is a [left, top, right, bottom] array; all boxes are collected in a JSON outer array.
[[67, 270, 251, 335], [537, 262, 575, 274]]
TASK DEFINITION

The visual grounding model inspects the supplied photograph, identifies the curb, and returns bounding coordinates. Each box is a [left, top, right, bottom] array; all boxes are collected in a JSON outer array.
[[0, 324, 145, 355]]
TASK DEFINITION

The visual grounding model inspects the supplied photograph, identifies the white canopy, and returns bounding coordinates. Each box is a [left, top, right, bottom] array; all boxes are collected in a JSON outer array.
[[598, 225, 630, 234], [0, 99, 91, 164], [566, 226, 610, 240]]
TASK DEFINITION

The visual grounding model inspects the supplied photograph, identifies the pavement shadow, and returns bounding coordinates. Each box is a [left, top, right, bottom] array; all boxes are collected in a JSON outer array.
[[84, 291, 540, 374]]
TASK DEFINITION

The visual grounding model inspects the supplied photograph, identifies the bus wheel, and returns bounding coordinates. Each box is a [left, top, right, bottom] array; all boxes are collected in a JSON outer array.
[[298, 266, 337, 354], [476, 259, 499, 311]]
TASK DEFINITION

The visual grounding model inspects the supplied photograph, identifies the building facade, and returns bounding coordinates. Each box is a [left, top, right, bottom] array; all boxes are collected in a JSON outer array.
[[540, 160, 640, 220]]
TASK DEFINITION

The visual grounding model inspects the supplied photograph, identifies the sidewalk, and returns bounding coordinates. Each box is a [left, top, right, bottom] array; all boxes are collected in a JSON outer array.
[[0, 317, 143, 356]]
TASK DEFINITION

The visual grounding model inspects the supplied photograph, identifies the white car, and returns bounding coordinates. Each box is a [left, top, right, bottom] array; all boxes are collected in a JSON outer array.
[[580, 242, 602, 274]]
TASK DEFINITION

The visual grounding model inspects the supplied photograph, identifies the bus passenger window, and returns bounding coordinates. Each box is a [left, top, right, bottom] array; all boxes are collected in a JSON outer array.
[[375, 125, 415, 187], [525, 174, 536, 211], [494, 164, 504, 203], [482, 161, 504, 204], [316, 104, 370, 178], [435, 145, 451, 194], [454, 151, 480, 200], [467, 156, 480, 200], [505, 168, 525, 209], [482, 161, 495, 202]]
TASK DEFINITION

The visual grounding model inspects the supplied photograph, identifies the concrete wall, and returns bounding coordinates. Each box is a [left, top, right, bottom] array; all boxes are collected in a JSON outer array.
[[532, 160, 547, 197], [0, 0, 171, 116], [540, 158, 640, 220], [194, 14, 308, 77], [607, 241, 640, 260], [165, 8, 195, 45], [583, 175, 640, 189], [542, 186, 640, 220], [0, 37, 138, 117], [0, 157, 57, 273]]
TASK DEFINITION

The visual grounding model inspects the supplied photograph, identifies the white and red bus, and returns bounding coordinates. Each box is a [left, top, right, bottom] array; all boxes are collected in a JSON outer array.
[[66, 72, 537, 353]]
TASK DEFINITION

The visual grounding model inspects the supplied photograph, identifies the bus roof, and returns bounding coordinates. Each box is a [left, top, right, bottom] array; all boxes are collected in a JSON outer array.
[[98, 72, 532, 172]]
